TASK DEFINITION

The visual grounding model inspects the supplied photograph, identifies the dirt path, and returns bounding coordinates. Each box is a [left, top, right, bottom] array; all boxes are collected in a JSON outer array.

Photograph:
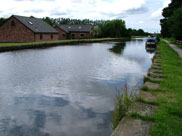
[[163, 39, 182, 58]]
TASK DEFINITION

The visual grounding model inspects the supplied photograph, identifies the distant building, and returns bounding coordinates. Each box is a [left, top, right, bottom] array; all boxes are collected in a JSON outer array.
[[0, 15, 58, 42], [54, 24, 93, 40]]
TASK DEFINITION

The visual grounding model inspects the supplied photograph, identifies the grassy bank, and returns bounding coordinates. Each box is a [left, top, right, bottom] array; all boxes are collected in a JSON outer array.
[[165, 38, 182, 49], [149, 40, 182, 135], [0, 38, 128, 47], [131, 36, 146, 38], [0, 37, 129, 52]]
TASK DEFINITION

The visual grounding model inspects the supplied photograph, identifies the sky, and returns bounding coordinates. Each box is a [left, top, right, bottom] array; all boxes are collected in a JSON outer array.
[[0, 0, 171, 33]]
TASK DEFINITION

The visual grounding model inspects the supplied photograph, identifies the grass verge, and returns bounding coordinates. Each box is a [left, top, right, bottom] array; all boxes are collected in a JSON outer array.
[[151, 66, 163, 70], [0, 38, 127, 48], [150, 70, 163, 74], [153, 59, 162, 63], [148, 73, 164, 78], [149, 40, 182, 136], [131, 36, 145, 38], [143, 76, 161, 84], [136, 97, 159, 106], [165, 38, 182, 49], [130, 112, 155, 121]]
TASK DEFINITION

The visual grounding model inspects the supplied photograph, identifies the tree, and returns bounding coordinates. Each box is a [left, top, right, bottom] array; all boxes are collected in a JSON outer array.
[[42, 17, 54, 26], [162, 0, 182, 18], [0, 17, 7, 27], [127, 28, 149, 37], [161, 0, 182, 38], [98, 19, 127, 38], [169, 8, 182, 40], [160, 19, 171, 38]]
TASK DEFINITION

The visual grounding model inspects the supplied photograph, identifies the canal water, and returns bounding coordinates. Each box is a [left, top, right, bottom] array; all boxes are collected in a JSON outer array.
[[0, 38, 154, 136]]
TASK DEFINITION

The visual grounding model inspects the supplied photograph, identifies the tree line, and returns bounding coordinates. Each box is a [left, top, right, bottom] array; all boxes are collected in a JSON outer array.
[[161, 0, 182, 40], [42, 17, 150, 38], [0, 16, 149, 38]]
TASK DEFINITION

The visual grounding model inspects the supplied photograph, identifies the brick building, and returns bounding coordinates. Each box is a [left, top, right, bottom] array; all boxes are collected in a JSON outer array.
[[54, 24, 93, 40], [0, 15, 58, 42]]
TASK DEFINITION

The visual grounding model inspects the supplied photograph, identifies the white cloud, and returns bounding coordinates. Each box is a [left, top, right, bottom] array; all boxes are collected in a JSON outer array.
[[139, 21, 144, 24], [163, 0, 171, 7], [0, 0, 146, 19], [151, 0, 170, 20], [151, 8, 163, 19], [0, 0, 172, 32]]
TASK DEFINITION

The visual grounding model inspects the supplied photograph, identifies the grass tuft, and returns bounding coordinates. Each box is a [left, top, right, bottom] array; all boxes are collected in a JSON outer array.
[[150, 88, 162, 92], [136, 97, 159, 106], [140, 85, 149, 91], [148, 73, 164, 78], [130, 112, 155, 121], [151, 66, 163, 70], [151, 70, 163, 75], [144, 76, 161, 84], [112, 83, 138, 130]]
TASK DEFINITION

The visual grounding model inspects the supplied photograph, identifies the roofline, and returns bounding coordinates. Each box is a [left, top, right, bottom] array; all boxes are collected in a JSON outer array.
[[69, 31, 90, 33], [55, 24, 92, 33], [58, 24, 93, 26], [54, 25, 68, 33], [0, 15, 18, 28], [12, 15, 58, 34], [34, 32, 58, 34], [12, 15, 35, 34]]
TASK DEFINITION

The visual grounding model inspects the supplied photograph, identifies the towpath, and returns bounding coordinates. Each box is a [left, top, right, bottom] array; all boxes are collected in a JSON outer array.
[[163, 39, 182, 58]]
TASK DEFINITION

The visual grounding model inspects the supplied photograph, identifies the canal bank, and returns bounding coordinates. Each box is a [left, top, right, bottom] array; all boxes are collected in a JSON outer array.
[[111, 41, 161, 136], [0, 37, 129, 52], [112, 40, 182, 136]]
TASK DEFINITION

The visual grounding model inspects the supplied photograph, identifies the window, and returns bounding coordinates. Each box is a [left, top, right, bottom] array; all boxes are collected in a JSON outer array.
[[11, 21, 15, 26], [72, 34, 75, 37], [80, 34, 85, 37], [40, 34, 43, 40], [51, 35, 53, 39], [28, 21, 33, 25], [62, 34, 66, 37]]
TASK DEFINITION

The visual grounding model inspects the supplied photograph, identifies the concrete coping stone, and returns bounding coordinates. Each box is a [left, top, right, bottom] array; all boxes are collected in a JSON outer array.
[[138, 91, 157, 102], [147, 76, 163, 81], [111, 116, 152, 136], [127, 102, 157, 116], [151, 66, 163, 70], [144, 82, 160, 89], [149, 69, 163, 74]]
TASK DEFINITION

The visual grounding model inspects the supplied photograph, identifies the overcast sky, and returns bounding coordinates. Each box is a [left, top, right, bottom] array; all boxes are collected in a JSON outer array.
[[0, 0, 170, 32]]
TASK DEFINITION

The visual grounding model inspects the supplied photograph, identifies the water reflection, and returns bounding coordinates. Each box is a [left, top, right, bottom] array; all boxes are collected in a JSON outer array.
[[109, 42, 126, 55], [145, 47, 156, 54], [145, 38, 157, 54], [0, 38, 154, 136], [145, 44, 157, 54], [0, 110, 50, 136], [14, 96, 70, 107]]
